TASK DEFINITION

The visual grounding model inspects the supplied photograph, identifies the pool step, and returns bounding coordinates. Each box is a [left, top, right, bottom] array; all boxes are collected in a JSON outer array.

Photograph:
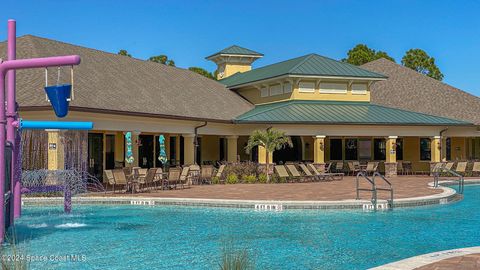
[[254, 204, 283, 211]]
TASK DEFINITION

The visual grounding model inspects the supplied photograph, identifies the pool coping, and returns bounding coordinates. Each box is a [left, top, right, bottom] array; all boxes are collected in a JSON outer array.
[[369, 246, 480, 270], [21, 179, 480, 210]]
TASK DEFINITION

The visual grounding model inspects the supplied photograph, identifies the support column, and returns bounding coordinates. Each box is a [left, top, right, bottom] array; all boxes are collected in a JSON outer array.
[[385, 136, 397, 177], [182, 134, 195, 165], [47, 130, 65, 170], [313, 135, 326, 172], [430, 136, 442, 175], [441, 136, 447, 162], [226, 135, 238, 163]]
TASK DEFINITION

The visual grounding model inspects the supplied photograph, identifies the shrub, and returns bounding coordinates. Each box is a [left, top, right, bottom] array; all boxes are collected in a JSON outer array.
[[212, 176, 220, 185], [258, 173, 267, 184], [224, 162, 258, 179], [243, 174, 257, 184], [226, 173, 238, 184], [219, 242, 255, 270]]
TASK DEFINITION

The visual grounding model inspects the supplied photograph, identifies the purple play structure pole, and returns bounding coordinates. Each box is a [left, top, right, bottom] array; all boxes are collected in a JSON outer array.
[[0, 19, 81, 242], [7, 20, 19, 220]]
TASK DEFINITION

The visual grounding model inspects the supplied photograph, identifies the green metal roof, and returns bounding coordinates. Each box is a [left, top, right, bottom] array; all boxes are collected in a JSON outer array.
[[235, 100, 472, 126], [220, 54, 388, 88], [206, 45, 263, 59]]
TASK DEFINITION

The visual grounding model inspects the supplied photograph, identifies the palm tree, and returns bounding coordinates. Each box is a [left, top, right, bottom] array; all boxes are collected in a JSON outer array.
[[245, 128, 292, 182]]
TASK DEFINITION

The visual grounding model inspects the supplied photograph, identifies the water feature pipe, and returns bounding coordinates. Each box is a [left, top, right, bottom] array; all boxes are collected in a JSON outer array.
[[14, 120, 93, 130], [0, 19, 82, 242]]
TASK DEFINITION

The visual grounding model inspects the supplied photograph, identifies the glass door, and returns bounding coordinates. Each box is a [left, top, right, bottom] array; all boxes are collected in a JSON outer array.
[[88, 133, 104, 181], [138, 135, 154, 168], [105, 134, 115, 170]]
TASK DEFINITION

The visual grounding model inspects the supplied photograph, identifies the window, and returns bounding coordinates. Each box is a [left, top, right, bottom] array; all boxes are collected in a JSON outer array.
[[169, 136, 177, 162], [420, 138, 431, 161], [298, 82, 315, 93], [260, 87, 269, 97], [373, 138, 386, 160], [396, 138, 404, 160], [351, 83, 367, 95], [283, 82, 292, 93], [329, 139, 343, 160], [319, 82, 347, 94], [344, 138, 358, 160], [270, 84, 282, 96], [358, 139, 372, 160]]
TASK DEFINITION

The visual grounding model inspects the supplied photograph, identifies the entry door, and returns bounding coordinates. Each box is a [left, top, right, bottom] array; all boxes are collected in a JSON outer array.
[[88, 133, 104, 180], [138, 135, 154, 168], [105, 135, 115, 170]]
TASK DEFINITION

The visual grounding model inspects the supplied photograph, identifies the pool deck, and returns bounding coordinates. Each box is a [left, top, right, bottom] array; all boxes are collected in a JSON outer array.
[[371, 246, 480, 270], [23, 176, 477, 209]]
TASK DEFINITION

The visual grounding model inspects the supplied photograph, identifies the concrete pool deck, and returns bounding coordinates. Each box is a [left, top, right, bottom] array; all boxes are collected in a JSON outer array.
[[370, 246, 480, 270], [23, 176, 480, 210]]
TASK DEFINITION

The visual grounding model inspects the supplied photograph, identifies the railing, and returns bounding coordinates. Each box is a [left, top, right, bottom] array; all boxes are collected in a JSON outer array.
[[433, 165, 464, 194], [356, 171, 394, 211]]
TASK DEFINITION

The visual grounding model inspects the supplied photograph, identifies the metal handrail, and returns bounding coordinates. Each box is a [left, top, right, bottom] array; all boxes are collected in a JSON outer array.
[[433, 166, 464, 194], [356, 171, 394, 211], [373, 172, 394, 209]]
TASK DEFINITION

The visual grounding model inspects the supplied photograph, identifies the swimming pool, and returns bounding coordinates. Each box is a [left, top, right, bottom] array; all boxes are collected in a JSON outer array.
[[11, 185, 480, 270]]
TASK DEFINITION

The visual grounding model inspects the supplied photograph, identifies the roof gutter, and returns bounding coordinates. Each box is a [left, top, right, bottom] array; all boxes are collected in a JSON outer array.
[[194, 121, 208, 164]]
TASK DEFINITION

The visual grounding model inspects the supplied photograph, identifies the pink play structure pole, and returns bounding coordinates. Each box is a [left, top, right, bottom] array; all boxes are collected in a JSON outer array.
[[7, 20, 19, 220], [0, 19, 81, 242]]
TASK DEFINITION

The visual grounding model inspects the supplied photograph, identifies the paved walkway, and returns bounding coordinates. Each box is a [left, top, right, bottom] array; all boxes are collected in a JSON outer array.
[[97, 176, 442, 201], [415, 253, 480, 270]]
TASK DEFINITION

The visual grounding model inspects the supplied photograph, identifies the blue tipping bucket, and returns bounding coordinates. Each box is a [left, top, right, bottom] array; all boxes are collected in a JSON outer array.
[[44, 84, 72, 118]]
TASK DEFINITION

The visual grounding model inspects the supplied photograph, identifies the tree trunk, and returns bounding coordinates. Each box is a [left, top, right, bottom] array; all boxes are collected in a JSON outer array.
[[266, 151, 270, 183]]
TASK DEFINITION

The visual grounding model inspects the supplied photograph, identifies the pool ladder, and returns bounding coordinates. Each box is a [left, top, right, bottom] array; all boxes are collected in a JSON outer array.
[[356, 171, 394, 211], [432, 164, 464, 194]]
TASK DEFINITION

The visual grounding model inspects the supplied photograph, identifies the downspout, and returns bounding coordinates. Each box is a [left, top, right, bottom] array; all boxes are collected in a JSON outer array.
[[440, 128, 449, 161], [194, 121, 208, 164]]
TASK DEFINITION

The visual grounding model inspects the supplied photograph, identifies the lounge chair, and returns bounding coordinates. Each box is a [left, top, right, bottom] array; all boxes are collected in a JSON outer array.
[[445, 162, 455, 171], [286, 164, 312, 182], [200, 165, 214, 184], [275, 165, 299, 182], [299, 164, 319, 181], [188, 164, 201, 185], [455, 161, 467, 176], [307, 163, 344, 181]]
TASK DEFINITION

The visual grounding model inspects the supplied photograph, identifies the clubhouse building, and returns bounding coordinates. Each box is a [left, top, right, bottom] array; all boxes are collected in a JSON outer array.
[[3, 35, 480, 179]]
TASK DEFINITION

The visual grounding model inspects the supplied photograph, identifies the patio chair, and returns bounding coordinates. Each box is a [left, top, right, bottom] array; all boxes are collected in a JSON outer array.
[[396, 161, 404, 175], [472, 162, 480, 176], [165, 167, 181, 189], [347, 162, 360, 176], [188, 164, 201, 185], [112, 169, 131, 193], [365, 162, 378, 175], [402, 161, 413, 175], [104, 170, 115, 192], [455, 161, 467, 176], [307, 163, 344, 181], [214, 164, 226, 184], [334, 162, 344, 173], [286, 164, 312, 182], [274, 165, 299, 182], [445, 162, 455, 171], [200, 165, 214, 184], [324, 163, 333, 173], [137, 168, 157, 191], [178, 166, 190, 189]]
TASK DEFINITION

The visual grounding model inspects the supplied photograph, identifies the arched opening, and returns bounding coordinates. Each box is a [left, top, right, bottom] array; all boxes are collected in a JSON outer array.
[[273, 136, 302, 164]]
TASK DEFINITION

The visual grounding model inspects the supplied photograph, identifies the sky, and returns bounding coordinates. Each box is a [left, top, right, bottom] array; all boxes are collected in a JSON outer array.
[[1, 0, 480, 95]]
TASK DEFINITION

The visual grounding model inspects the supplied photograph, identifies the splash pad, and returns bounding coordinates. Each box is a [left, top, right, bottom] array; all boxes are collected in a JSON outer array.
[[0, 19, 94, 242]]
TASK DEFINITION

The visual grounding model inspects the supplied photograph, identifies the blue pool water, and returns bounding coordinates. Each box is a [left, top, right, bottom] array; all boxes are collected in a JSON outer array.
[[11, 185, 480, 270]]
